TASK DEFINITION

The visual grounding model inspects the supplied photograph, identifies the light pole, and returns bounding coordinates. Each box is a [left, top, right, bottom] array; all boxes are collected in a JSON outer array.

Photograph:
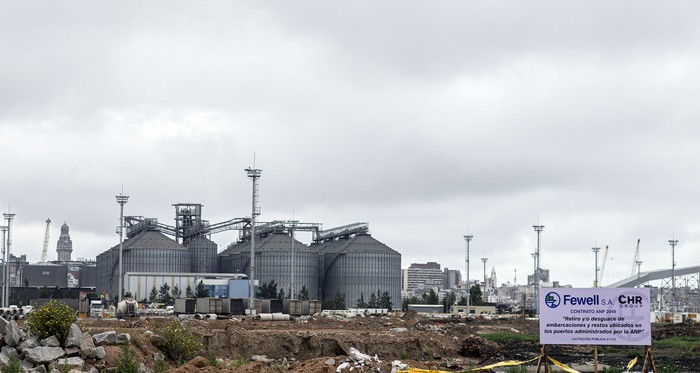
[[246, 166, 262, 313], [3, 213, 15, 308], [464, 234, 472, 314], [0, 225, 7, 307], [116, 194, 129, 303], [481, 257, 488, 292], [669, 239, 678, 311], [592, 247, 601, 288], [533, 225, 544, 315]]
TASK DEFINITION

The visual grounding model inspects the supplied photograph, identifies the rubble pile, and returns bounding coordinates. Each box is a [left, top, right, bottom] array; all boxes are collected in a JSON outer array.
[[0, 317, 137, 373]]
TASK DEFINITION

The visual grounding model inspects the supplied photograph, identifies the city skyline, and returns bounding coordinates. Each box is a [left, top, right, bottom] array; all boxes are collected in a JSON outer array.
[[3, 2, 700, 288]]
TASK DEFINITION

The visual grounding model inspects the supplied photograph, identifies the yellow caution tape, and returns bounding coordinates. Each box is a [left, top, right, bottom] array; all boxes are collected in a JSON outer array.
[[547, 356, 580, 373], [397, 354, 543, 373], [626, 356, 638, 372]]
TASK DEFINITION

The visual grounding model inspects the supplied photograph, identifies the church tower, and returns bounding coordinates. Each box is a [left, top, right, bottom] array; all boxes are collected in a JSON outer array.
[[56, 222, 73, 262]]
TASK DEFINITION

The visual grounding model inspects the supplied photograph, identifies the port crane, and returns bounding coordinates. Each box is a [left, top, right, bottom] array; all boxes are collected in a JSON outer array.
[[630, 239, 641, 276], [41, 218, 51, 263]]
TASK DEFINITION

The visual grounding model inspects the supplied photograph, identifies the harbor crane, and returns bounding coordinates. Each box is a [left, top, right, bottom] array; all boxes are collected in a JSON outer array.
[[599, 245, 609, 285], [41, 218, 51, 263], [630, 239, 641, 276]]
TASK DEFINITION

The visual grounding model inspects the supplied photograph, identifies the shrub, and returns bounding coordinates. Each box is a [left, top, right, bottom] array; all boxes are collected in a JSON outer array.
[[115, 344, 139, 373], [25, 300, 76, 342], [505, 366, 528, 373], [157, 320, 202, 365]]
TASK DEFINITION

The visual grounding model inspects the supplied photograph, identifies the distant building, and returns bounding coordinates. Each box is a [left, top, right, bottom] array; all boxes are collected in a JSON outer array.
[[402, 262, 462, 291]]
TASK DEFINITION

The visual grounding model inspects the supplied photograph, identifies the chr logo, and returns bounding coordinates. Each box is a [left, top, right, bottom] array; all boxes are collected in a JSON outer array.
[[545, 292, 561, 308]]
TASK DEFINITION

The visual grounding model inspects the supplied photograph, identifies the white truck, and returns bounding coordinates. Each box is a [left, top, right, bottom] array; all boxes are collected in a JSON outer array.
[[89, 300, 103, 318]]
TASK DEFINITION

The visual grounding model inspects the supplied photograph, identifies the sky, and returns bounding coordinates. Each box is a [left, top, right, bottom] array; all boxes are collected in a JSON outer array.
[[1, 1, 700, 289]]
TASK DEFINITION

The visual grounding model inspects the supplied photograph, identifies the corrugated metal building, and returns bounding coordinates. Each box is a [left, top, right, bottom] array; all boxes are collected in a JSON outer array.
[[22, 263, 68, 287], [189, 237, 218, 273]]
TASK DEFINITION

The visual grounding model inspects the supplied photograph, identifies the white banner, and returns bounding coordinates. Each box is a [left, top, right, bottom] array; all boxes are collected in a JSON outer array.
[[539, 287, 651, 345]]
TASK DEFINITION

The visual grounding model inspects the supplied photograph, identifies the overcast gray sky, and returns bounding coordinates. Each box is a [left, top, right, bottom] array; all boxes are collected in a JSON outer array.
[[1, 1, 699, 288]]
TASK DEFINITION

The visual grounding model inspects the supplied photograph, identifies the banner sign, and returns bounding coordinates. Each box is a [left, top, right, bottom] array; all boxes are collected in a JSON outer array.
[[539, 287, 651, 345]]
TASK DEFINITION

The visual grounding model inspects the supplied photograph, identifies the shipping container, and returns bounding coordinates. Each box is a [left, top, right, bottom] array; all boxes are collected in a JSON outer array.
[[175, 298, 196, 314], [284, 299, 302, 316], [196, 298, 223, 314]]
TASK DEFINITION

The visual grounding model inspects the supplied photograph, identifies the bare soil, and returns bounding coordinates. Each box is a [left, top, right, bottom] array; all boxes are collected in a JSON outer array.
[[76, 314, 700, 372]]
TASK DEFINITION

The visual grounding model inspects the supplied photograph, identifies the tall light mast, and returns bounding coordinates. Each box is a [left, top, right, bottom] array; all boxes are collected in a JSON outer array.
[[533, 224, 544, 315], [592, 247, 601, 288], [116, 194, 129, 302], [3, 213, 16, 308], [463, 234, 472, 313], [246, 166, 262, 313], [669, 239, 678, 311], [0, 225, 7, 307], [481, 257, 488, 290]]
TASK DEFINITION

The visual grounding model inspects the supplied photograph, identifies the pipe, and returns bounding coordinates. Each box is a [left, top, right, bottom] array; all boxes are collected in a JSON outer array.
[[255, 313, 291, 321]]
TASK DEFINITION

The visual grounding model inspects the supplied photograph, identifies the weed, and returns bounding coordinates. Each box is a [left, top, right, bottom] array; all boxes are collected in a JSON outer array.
[[602, 366, 622, 373], [228, 356, 246, 368], [153, 359, 168, 373], [656, 364, 681, 373], [157, 319, 202, 365], [480, 332, 539, 343], [399, 352, 409, 360], [1, 356, 22, 373], [207, 351, 220, 367], [115, 345, 139, 373]]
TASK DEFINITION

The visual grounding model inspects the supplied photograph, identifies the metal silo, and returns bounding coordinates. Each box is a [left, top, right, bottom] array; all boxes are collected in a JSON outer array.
[[315, 233, 401, 310], [96, 228, 190, 297], [220, 232, 319, 299], [189, 237, 217, 273]]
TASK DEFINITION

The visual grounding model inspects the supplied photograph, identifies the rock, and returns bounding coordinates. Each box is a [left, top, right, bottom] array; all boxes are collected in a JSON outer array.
[[64, 324, 83, 348], [92, 331, 116, 346], [138, 363, 152, 373], [80, 333, 96, 359], [64, 347, 80, 357], [28, 365, 48, 373], [4, 321, 23, 346], [390, 327, 408, 333], [324, 358, 336, 366], [116, 333, 131, 345], [18, 336, 41, 353], [94, 346, 106, 360], [191, 357, 208, 368], [24, 347, 66, 364], [88, 367, 99, 373], [55, 357, 85, 371], [0, 354, 9, 369], [251, 355, 274, 363], [153, 352, 164, 362], [41, 335, 61, 347], [21, 359, 34, 369], [0, 317, 8, 334], [1, 346, 19, 359]]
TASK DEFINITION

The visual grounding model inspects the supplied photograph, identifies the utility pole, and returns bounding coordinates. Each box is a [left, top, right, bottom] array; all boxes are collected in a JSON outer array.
[[464, 234, 472, 314], [533, 224, 544, 315], [636, 260, 643, 286], [592, 247, 601, 288], [669, 239, 678, 311], [116, 194, 129, 303]]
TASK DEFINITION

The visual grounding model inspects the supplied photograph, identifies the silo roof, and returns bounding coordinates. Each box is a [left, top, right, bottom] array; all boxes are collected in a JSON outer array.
[[219, 232, 313, 255], [313, 233, 399, 255], [109, 230, 186, 251]]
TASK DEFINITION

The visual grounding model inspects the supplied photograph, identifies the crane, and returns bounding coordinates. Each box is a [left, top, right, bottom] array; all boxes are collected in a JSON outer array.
[[630, 239, 641, 277], [599, 245, 609, 286], [41, 218, 51, 263]]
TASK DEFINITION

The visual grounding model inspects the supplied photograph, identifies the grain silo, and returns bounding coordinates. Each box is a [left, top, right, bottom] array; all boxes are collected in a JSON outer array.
[[96, 221, 190, 297], [189, 236, 218, 273], [218, 229, 319, 299], [314, 224, 401, 309]]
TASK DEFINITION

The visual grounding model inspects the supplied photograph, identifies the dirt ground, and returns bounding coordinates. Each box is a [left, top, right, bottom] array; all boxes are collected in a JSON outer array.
[[76, 313, 700, 372]]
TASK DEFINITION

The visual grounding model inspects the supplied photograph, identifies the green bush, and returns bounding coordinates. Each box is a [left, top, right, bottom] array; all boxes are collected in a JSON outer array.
[[115, 344, 139, 373], [157, 320, 202, 365], [602, 366, 622, 373], [25, 300, 76, 342], [505, 366, 528, 373]]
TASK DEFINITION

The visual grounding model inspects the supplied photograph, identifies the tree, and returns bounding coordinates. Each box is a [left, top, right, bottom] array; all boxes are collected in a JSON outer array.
[[149, 286, 158, 302], [171, 284, 182, 299], [457, 296, 467, 306], [469, 284, 483, 306], [297, 285, 309, 301], [422, 288, 439, 304], [368, 292, 378, 308], [356, 293, 367, 308], [195, 280, 210, 298], [323, 291, 346, 310], [186, 285, 194, 298], [123, 291, 133, 299], [379, 291, 393, 311], [257, 280, 278, 299], [443, 291, 456, 313], [158, 283, 172, 305]]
